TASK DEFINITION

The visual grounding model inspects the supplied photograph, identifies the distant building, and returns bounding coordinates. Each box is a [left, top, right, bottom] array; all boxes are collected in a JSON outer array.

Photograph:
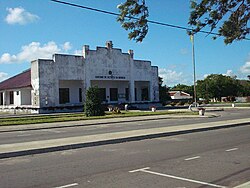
[[0, 41, 159, 113], [169, 91, 192, 100]]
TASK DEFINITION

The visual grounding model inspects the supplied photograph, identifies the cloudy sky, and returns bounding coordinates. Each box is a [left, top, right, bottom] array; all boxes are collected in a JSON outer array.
[[0, 0, 249, 86]]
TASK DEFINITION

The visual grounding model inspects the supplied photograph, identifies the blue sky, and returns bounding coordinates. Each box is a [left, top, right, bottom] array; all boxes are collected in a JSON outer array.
[[0, 0, 249, 86]]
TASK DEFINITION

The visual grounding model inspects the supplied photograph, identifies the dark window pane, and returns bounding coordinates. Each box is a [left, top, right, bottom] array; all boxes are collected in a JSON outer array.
[[59, 88, 70, 104], [125, 88, 129, 101], [135, 88, 137, 101], [9, 91, 14, 105], [110, 88, 118, 101], [141, 87, 149, 101], [79, 88, 82, 102], [0, 93, 3, 105]]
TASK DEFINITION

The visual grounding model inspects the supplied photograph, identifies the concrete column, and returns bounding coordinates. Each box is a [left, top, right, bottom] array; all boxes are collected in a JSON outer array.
[[149, 81, 154, 102], [129, 81, 135, 103], [3, 91, 6, 106]]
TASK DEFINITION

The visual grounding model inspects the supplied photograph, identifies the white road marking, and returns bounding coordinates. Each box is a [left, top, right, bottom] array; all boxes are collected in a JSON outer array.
[[129, 167, 226, 188], [185, 156, 200, 161], [54, 183, 78, 188], [226, 148, 238, 152], [17, 134, 31, 137], [129, 167, 150, 173]]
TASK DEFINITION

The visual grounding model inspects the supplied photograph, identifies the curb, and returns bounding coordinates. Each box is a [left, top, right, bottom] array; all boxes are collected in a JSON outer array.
[[0, 120, 249, 159], [0, 114, 218, 133]]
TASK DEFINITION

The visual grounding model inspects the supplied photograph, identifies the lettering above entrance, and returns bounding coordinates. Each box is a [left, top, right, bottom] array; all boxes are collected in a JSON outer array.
[[95, 75, 126, 80]]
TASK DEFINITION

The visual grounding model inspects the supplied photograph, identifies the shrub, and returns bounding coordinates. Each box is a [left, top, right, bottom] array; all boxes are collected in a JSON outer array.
[[112, 107, 121, 114], [84, 86, 105, 117], [203, 99, 209, 104], [177, 101, 185, 106], [170, 102, 177, 106]]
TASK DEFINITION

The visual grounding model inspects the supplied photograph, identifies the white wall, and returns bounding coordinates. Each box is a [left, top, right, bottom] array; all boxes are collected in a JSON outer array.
[[21, 88, 32, 105], [14, 90, 21, 106]]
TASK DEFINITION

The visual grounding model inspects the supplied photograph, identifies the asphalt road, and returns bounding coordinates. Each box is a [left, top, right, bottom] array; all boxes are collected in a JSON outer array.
[[0, 109, 249, 145], [0, 124, 250, 188]]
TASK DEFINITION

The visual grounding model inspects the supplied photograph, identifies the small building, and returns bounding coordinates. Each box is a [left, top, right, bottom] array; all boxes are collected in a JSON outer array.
[[169, 91, 192, 100], [0, 41, 159, 114]]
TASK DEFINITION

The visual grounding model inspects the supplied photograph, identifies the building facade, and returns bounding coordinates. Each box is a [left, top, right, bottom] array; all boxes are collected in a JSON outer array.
[[0, 41, 159, 113]]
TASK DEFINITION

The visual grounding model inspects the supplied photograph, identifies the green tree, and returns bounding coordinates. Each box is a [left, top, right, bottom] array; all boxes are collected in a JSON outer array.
[[159, 77, 171, 105], [189, 0, 250, 44], [117, 0, 249, 44], [238, 80, 250, 96], [196, 74, 239, 101], [171, 84, 194, 96], [84, 86, 105, 117], [117, 0, 148, 42]]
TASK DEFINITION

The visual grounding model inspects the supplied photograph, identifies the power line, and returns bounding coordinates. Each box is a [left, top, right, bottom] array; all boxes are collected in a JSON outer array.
[[50, 0, 249, 40], [50, 0, 219, 36]]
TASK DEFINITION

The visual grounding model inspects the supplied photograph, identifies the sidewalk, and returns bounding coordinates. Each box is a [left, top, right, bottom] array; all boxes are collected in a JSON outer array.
[[0, 116, 249, 159], [0, 113, 218, 133]]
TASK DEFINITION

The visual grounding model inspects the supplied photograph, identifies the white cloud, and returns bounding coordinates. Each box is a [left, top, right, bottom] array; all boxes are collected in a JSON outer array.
[[159, 68, 190, 86], [0, 41, 72, 64], [62, 42, 72, 51], [223, 69, 237, 78], [0, 72, 8, 82], [240, 61, 250, 74], [5, 7, 39, 25], [203, 74, 209, 79], [74, 49, 82, 55]]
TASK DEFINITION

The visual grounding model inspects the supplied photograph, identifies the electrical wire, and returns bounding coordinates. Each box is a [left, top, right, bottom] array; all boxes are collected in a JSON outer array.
[[50, 0, 249, 40]]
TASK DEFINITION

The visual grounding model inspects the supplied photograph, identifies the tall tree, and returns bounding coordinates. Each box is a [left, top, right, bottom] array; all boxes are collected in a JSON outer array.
[[189, 0, 250, 44], [196, 74, 239, 101], [159, 77, 171, 105], [117, 0, 249, 44]]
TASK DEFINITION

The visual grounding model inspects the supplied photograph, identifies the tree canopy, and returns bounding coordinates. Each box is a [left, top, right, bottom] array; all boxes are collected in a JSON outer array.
[[117, 0, 249, 44], [189, 0, 250, 44], [196, 74, 241, 101], [159, 77, 171, 105], [170, 84, 194, 97], [171, 74, 250, 101]]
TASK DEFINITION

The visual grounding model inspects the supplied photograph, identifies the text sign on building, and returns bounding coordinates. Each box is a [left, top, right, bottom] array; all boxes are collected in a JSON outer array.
[[95, 75, 126, 79]]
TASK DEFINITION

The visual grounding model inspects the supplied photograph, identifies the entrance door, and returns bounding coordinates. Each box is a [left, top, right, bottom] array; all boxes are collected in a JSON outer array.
[[110, 88, 118, 101]]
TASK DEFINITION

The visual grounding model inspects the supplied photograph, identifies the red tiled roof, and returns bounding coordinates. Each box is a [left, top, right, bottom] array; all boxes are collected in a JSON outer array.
[[0, 69, 31, 90]]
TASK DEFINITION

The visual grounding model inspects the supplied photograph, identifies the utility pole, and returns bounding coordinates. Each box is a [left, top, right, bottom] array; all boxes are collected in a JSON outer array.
[[191, 33, 197, 106]]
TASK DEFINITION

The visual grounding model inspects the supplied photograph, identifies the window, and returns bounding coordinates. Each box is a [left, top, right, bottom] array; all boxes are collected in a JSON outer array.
[[16, 91, 19, 95], [141, 87, 149, 101], [134, 88, 137, 101], [59, 88, 70, 104], [99, 88, 106, 102], [110, 88, 118, 101], [0, 93, 3, 105], [79, 88, 82, 102], [9, 91, 14, 104], [125, 88, 129, 101]]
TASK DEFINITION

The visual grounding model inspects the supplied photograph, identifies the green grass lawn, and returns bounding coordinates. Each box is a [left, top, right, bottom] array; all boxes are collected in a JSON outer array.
[[0, 110, 198, 126]]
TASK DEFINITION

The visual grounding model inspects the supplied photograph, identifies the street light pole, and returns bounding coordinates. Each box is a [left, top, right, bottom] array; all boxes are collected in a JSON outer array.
[[191, 34, 197, 106]]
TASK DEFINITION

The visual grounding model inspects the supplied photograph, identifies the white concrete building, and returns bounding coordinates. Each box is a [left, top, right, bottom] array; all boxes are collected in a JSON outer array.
[[0, 41, 159, 113]]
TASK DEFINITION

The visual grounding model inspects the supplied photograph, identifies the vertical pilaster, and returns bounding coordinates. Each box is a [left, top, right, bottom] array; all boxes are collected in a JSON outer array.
[[129, 81, 135, 103]]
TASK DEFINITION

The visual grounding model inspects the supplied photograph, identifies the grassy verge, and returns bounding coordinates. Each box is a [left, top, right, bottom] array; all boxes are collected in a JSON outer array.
[[0, 111, 198, 126]]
